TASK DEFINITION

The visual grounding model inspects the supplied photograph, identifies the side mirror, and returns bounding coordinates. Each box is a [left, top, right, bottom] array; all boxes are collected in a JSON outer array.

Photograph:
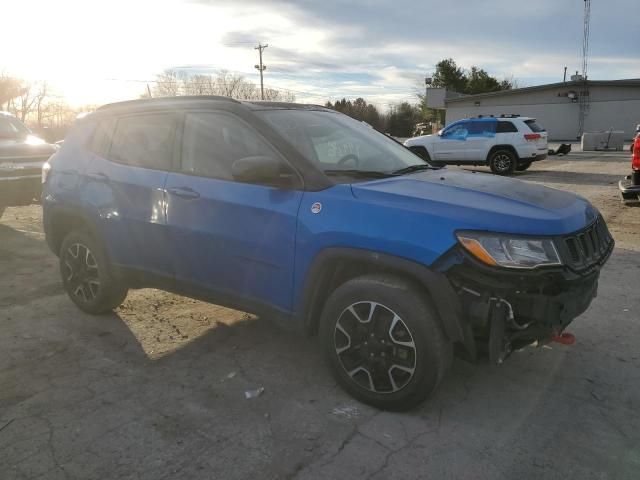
[[231, 155, 297, 188], [437, 129, 444, 137]]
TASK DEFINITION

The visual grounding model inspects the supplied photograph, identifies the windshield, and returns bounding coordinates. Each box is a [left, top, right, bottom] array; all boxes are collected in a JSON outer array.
[[257, 109, 428, 180], [0, 116, 30, 138]]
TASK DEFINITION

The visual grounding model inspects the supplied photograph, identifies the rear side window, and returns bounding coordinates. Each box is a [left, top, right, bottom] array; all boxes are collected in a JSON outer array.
[[108, 114, 176, 170], [88, 118, 116, 156], [496, 121, 518, 133], [524, 119, 545, 133], [181, 112, 274, 180]]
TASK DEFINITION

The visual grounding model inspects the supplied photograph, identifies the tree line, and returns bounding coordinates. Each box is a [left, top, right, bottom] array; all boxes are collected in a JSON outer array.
[[325, 98, 423, 137], [144, 69, 296, 102], [327, 59, 515, 137], [1, 58, 514, 140], [0, 73, 79, 129]]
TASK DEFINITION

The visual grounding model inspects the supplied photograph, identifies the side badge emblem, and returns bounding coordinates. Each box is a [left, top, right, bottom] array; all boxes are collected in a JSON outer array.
[[311, 202, 322, 214]]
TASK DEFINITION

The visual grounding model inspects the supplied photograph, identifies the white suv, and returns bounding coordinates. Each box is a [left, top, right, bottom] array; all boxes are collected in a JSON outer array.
[[404, 115, 548, 175]]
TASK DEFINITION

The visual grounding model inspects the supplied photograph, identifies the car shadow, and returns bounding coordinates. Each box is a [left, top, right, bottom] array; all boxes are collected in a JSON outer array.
[[461, 167, 623, 187]]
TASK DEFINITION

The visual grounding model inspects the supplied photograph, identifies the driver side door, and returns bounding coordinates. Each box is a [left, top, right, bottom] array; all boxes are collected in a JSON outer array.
[[164, 111, 303, 314], [433, 122, 469, 162]]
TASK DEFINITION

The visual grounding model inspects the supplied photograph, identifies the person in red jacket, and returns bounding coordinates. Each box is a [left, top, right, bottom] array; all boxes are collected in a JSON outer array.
[[620, 127, 640, 202], [632, 134, 640, 185]]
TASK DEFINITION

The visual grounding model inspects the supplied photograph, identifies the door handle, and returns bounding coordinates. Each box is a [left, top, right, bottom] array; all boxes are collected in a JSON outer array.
[[167, 186, 200, 199], [87, 172, 108, 182]]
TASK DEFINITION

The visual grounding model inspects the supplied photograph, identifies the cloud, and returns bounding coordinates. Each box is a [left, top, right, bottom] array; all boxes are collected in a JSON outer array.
[[2, 0, 636, 107]]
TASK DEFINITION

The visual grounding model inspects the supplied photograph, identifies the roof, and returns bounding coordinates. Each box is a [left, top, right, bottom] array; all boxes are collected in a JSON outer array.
[[445, 78, 640, 104], [96, 96, 331, 114], [96, 95, 240, 112], [244, 101, 331, 111]]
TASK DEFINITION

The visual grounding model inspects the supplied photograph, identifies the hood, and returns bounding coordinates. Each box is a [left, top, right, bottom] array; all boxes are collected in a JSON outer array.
[[404, 134, 437, 146], [0, 135, 57, 162], [351, 169, 597, 236]]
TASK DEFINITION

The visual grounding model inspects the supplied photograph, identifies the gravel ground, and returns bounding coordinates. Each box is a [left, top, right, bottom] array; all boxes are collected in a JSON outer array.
[[1, 151, 639, 480]]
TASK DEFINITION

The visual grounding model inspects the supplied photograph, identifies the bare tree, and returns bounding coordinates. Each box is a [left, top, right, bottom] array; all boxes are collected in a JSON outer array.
[[0, 73, 24, 110], [145, 69, 295, 102], [8, 82, 40, 122], [152, 69, 184, 97]]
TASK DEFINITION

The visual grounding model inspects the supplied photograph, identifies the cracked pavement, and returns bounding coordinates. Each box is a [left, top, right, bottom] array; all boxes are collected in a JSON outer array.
[[1, 152, 640, 479]]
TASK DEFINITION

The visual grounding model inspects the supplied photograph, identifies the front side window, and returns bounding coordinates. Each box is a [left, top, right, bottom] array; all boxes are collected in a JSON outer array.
[[181, 112, 277, 180], [442, 122, 469, 139], [258, 109, 427, 179], [109, 114, 176, 170]]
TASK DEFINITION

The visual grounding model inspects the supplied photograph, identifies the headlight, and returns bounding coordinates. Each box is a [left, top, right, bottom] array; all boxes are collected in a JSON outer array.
[[42, 160, 52, 184], [456, 232, 561, 269]]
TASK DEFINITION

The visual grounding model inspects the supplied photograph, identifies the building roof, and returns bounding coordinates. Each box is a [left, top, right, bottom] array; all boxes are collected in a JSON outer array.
[[445, 78, 640, 104]]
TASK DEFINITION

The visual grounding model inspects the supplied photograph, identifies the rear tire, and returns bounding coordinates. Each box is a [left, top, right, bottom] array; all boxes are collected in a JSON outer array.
[[59, 230, 128, 314], [489, 149, 517, 175], [516, 161, 532, 171], [319, 274, 452, 411]]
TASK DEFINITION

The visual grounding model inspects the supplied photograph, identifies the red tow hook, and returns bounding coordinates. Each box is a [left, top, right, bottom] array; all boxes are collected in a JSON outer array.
[[551, 332, 576, 345]]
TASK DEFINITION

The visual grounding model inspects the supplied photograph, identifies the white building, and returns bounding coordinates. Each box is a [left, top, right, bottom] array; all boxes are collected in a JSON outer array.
[[444, 79, 640, 141]]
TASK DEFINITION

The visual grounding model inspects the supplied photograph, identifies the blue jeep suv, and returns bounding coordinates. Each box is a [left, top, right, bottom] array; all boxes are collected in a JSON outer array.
[[42, 97, 614, 410]]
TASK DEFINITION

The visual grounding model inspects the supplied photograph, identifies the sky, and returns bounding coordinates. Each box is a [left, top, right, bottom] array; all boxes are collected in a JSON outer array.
[[2, 0, 638, 110]]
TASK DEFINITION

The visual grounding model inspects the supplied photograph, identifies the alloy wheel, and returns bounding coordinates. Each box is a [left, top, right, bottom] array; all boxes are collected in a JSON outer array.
[[63, 243, 101, 302], [494, 152, 512, 172], [334, 301, 417, 393]]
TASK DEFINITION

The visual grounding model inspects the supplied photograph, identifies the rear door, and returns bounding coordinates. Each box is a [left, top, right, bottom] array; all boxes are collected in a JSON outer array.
[[84, 113, 176, 277], [463, 119, 497, 161], [164, 110, 303, 313], [495, 120, 520, 154]]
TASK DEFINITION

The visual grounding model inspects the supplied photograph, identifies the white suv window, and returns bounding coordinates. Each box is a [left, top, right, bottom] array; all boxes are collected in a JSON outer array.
[[524, 119, 545, 132], [496, 121, 518, 133]]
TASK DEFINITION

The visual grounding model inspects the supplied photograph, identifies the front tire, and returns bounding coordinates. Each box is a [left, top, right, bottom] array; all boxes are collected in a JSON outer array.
[[319, 274, 452, 411], [489, 149, 517, 175], [59, 230, 128, 314], [516, 161, 532, 171]]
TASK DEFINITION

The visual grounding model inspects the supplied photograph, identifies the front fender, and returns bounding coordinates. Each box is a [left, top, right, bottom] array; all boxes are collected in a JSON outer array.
[[296, 246, 466, 345]]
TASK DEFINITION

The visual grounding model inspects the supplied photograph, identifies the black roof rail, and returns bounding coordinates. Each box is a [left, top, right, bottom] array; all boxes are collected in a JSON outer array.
[[97, 95, 241, 111], [473, 113, 521, 119]]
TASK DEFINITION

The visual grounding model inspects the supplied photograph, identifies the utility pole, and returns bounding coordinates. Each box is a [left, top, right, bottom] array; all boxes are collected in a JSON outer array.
[[254, 43, 268, 100], [578, 0, 591, 138]]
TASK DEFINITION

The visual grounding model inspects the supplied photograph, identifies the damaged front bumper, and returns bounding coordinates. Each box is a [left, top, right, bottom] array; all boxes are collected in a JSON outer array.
[[619, 172, 640, 204], [439, 217, 614, 363]]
